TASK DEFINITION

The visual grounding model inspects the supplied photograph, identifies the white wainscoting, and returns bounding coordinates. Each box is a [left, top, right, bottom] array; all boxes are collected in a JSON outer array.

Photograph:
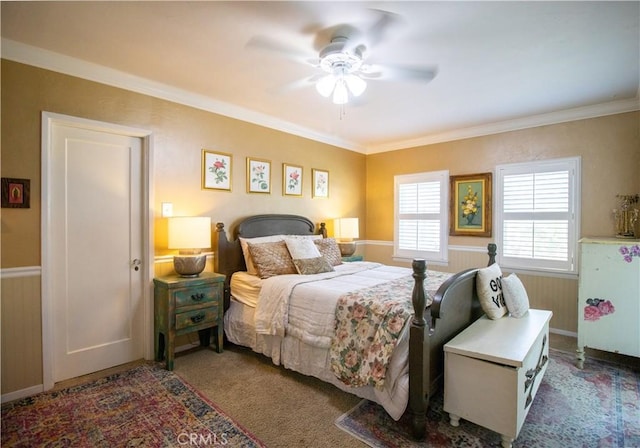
[[1, 267, 44, 403]]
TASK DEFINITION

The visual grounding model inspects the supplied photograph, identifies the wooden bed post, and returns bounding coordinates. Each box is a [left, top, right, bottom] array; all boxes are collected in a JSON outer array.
[[488, 243, 497, 265], [408, 243, 496, 439], [318, 222, 327, 238], [408, 258, 429, 439], [213, 222, 243, 309]]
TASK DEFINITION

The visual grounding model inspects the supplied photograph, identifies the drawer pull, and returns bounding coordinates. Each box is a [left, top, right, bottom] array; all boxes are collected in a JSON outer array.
[[524, 334, 548, 408], [190, 293, 205, 301], [190, 313, 205, 324]]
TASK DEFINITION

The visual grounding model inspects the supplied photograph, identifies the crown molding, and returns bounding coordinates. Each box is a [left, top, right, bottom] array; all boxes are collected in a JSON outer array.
[[1, 39, 365, 153], [367, 96, 640, 154], [3, 38, 637, 155]]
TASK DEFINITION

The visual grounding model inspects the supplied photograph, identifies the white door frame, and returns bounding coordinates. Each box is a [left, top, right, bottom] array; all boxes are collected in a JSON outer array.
[[41, 111, 154, 391]]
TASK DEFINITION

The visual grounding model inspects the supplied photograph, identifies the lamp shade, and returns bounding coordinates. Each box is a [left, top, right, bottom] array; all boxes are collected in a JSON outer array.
[[167, 217, 211, 250], [315, 73, 367, 104], [332, 79, 349, 105], [334, 218, 359, 240], [344, 74, 366, 97], [316, 74, 335, 97]]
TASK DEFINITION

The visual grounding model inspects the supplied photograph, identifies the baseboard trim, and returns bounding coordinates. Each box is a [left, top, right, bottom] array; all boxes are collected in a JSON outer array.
[[1, 384, 44, 404], [550, 327, 578, 338]]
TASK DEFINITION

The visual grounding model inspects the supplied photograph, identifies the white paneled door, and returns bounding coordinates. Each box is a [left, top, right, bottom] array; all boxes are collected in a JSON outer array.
[[50, 123, 145, 382]]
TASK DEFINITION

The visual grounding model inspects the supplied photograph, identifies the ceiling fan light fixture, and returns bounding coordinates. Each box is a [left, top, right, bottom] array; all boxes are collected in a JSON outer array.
[[332, 79, 349, 105], [316, 75, 335, 97], [315, 37, 368, 105], [344, 74, 366, 97]]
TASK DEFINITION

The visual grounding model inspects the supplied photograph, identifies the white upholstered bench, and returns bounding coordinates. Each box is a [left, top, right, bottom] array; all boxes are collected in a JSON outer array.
[[443, 309, 553, 448]]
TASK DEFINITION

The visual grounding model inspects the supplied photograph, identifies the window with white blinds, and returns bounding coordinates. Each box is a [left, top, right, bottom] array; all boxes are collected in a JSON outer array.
[[495, 157, 581, 274], [394, 170, 449, 263]]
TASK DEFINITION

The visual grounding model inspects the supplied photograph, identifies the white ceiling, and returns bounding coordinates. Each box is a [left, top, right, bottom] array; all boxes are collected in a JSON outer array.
[[2, 1, 639, 153]]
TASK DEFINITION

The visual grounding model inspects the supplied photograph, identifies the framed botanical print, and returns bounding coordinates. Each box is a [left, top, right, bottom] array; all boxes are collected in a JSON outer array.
[[312, 169, 329, 198], [202, 149, 232, 191], [283, 163, 303, 197], [450, 172, 492, 237], [247, 157, 271, 194]]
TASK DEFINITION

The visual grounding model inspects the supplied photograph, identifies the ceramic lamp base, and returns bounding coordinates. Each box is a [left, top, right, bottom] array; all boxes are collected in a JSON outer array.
[[173, 254, 206, 277], [338, 242, 356, 257]]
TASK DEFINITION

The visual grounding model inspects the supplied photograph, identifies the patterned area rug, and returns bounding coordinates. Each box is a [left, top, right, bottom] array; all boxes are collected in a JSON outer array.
[[335, 350, 640, 447], [2, 363, 265, 447]]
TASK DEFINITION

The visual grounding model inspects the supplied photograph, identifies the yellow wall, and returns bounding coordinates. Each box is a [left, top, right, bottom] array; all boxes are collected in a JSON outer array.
[[1, 58, 639, 397]]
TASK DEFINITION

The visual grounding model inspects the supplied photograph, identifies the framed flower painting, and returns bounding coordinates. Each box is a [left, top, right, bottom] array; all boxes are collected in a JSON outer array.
[[312, 168, 329, 198], [247, 157, 271, 194], [202, 149, 232, 191], [283, 163, 303, 197], [450, 172, 492, 237]]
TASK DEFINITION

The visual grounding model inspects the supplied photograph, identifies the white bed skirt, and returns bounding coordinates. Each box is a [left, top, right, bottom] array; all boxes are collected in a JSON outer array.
[[224, 298, 409, 420]]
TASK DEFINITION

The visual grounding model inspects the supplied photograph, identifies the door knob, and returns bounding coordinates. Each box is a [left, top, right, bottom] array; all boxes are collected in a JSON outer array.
[[131, 259, 142, 271]]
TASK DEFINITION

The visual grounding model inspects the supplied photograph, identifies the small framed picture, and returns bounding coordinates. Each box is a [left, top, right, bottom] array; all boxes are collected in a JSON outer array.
[[247, 157, 271, 194], [450, 172, 492, 237], [312, 169, 329, 198], [202, 149, 232, 191], [283, 163, 303, 197], [1, 178, 30, 208]]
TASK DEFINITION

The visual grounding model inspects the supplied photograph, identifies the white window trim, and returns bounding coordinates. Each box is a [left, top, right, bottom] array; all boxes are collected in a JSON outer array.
[[494, 156, 581, 275], [393, 170, 449, 264]]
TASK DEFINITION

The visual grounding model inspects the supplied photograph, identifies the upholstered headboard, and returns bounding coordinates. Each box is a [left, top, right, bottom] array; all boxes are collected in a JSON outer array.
[[213, 214, 327, 305]]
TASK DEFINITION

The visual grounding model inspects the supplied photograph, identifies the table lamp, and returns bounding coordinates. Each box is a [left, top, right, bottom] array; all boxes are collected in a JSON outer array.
[[167, 216, 211, 277], [334, 217, 359, 257]]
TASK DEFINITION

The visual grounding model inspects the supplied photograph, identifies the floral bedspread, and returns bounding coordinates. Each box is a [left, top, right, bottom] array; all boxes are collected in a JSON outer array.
[[330, 270, 452, 389]]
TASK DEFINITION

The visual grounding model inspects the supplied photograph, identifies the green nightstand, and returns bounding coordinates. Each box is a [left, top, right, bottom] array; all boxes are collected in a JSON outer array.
[[153, 271, 225, 370], [342, 255, 364, 262]]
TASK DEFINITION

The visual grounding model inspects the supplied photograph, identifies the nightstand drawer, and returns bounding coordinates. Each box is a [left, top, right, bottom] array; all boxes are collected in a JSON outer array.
[[175, 306, 219, 331], [174, 285, 220, 309]]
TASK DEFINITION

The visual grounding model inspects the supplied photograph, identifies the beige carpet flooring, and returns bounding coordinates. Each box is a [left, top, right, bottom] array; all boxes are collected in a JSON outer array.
[[173, 343, 365, 447]]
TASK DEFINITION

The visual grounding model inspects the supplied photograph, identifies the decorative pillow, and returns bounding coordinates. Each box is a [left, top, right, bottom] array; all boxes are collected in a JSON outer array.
[[314, 238, 343, 266], [285, 237, 334, 275], [502, 273, 530, 318], [240, 235, 284, 275], [476, 263, 507, 319], [246, 240, 296, 279], [293, 257, 334, 275], [288, 234, 323, 241], [284, 237, 322, 259]]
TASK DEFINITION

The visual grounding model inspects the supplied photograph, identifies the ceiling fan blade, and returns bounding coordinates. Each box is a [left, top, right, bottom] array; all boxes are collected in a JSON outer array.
[[365, 9, 404, 47], [246, 35, 316, 66], [313, 9, 402, 55], [269, 74, 324, 95], [363, 63, 438, 82]]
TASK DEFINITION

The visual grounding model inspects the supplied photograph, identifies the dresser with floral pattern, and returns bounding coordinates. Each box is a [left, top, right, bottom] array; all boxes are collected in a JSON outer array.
[[577, 238, 640, 368]]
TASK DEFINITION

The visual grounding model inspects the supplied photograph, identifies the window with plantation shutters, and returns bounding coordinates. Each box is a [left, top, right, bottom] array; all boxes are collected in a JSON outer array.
[[394, 170, 449, 263], [495, 157, 581, 274]]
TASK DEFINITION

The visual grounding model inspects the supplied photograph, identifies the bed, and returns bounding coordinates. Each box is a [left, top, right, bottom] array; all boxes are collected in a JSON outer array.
[[213, 214, 496, 439]]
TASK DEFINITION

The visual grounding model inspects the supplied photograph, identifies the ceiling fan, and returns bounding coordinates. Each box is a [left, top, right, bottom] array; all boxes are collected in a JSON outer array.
[[246, 9, 438, 105]]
